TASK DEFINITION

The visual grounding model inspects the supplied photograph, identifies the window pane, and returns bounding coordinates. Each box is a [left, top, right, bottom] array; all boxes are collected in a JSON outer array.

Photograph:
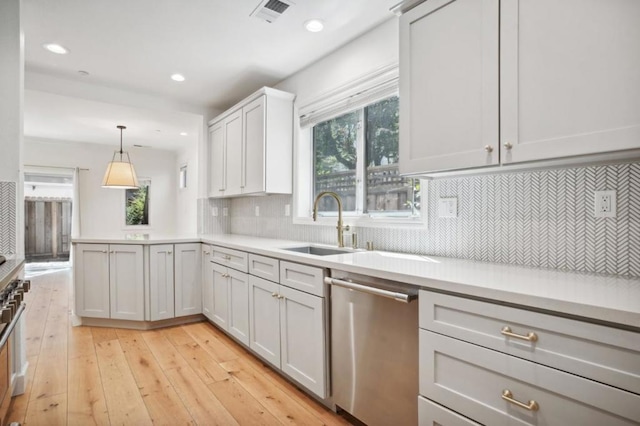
[[365, 97, 419, 215], [313, 111, 359, 212], [126, 179, 150, 225]]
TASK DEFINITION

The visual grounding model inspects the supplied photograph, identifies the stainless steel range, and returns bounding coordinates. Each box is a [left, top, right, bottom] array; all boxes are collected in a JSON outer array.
[[0, 278, 29, 423]]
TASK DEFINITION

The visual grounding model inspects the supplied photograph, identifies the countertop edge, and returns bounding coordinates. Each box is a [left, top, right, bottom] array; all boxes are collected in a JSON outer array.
[[72, 235, 640, 330], [0, 258, 25, 290]]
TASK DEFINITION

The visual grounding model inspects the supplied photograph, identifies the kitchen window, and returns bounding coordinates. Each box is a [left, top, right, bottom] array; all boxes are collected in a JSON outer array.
[[312, 96, 420, 219]]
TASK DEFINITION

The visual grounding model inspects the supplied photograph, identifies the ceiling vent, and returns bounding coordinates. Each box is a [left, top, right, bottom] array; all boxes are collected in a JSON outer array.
[[250, 0, 294, 23]]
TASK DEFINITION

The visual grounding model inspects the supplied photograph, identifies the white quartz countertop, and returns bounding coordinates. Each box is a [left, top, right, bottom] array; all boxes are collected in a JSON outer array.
[[0, 257, 24, 290], [73, 234, 640, 329]]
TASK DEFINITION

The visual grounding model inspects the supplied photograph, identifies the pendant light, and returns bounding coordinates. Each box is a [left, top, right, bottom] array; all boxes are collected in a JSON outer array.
[[102, 125, 140, 189]]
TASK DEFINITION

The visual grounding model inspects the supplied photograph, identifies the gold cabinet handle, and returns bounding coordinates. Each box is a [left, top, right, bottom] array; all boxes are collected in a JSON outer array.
[[501, 326, 538, 342], [271, 292, 278, 298], [503, 142, 513, 150], [223, 255, 231, 261], [502, 389, 539, 411], [277, 295, 285, 300], [484, 145, 493, 153]]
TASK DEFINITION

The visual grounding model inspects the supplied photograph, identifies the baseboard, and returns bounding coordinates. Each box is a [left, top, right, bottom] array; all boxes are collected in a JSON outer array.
[[77, 314, 205, 330]]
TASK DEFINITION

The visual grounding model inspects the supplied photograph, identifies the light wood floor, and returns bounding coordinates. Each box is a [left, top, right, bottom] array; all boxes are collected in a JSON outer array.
[[6, 268, 351, 426]]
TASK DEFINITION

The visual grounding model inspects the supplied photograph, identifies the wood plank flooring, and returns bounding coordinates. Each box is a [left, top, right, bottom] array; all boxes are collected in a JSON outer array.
[[7, 269, 351, 425]]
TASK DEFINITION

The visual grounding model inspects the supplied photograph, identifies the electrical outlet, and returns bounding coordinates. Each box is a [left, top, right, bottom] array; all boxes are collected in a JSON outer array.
[[223, 207, 228, 217], [284, 204, 290, 217], [594, 190, 616, 218], [211, 207, 218, 217], [255, 206, 260, 217], [438, 197, 457, 218]]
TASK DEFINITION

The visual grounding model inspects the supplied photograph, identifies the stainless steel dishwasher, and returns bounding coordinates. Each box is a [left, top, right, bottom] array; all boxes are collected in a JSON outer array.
[[327, 270, 419, 426]]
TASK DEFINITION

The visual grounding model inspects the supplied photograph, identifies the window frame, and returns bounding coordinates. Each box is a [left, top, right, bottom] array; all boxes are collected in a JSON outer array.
[[293, 116, 426, 229]]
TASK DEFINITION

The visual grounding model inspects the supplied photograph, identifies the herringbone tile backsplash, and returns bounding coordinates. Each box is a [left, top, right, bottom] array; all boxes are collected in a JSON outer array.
[[0, 182, 17, 254], [200, 162, 640, 278]]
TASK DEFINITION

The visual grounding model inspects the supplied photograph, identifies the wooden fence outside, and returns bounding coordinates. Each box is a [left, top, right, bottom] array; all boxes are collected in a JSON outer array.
[[315, 164, 413, 212], [24, 198, 72, 261]]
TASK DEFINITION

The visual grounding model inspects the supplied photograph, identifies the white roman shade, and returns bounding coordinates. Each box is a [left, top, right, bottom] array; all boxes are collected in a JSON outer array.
[[299, 64, 399, 129]]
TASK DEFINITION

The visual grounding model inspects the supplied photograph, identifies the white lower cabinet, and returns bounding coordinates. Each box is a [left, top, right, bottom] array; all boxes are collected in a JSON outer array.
[[174, 243, 201, 317], [149, 243, 202, 321], [202, 245, 214, 320], [149, 245, 175, 321], [109, 244, 144, 321], [418, 397, 479, 426], [249, 275, 327, 399], [211, 262, 249, 345], [418, 290, 640, 425], [75, 243, 144, 320], [75, 243, 110, 318]]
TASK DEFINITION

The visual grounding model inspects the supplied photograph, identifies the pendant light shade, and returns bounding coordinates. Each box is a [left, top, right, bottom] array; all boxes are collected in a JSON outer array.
[[102, 125, 140, 189]]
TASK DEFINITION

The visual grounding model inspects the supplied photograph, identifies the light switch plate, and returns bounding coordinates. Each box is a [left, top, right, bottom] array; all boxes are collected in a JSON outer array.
[[223, 207, 228, 217], [211, 207, 218, 217], [284, 204, 290, 217], [438, 197, 457, 218], [255, 206, 260, 216]]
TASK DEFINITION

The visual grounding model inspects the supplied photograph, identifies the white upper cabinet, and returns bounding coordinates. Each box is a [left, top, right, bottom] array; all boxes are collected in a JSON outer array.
[[208, 121, 225, 197], [400, 0, 499, 174], [224, 110, 243, 197], [208, 87, 294, 198], [399, 0, 640, 175], [500, 0, 640, 164]]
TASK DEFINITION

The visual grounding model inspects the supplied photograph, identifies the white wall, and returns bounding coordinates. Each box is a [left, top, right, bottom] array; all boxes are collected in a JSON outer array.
[[275, 18, 398, 105], [24, 137, 178, 237], [176, 143, 198, 235]]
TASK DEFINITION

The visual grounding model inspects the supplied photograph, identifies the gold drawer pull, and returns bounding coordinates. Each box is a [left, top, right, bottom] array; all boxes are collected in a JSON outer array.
[[502, 389, 539, 411], [501, 326, 538, 342]]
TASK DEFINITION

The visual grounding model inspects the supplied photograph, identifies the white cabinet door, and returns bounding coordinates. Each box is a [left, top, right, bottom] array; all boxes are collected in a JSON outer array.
[[74, 244, 110, 318], [227, 269, 249, 345], [109, 244, 144, 321], [242, 96, 265, 195], [224, 109, 243, 196], [208, 121, 225, 197], [211, 262, 230, 330], [248, 275, 280, 368], [202, 246, 214, 321], [149, 244, 174, 321], [174, 243, 201, 317], [399, 0, 499, 174], [501, 0, 640, 164], [279, 285, 326, 399]]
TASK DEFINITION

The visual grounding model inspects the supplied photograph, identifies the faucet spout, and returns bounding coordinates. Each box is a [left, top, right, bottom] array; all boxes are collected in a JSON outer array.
[[312, 191, 350, 248]]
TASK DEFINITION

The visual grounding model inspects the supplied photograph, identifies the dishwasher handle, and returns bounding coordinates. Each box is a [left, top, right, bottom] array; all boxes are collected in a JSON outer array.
[[325, 277, 417, 303]]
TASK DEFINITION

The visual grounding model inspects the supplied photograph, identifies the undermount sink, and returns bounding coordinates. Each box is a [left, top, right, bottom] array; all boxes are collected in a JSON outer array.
[[282, 245, 353, 256]]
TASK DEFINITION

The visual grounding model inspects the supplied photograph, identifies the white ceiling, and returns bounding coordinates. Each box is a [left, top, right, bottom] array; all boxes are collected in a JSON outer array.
[[23, 0, 397, 110], [24, 90, 202, 151]]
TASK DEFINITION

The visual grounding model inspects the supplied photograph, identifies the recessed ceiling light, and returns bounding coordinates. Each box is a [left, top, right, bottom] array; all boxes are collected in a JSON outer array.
[[171, 73, 186, 82], [43, 43, 69, 54], [304, 19, 324, 32], [180, 132, 188, 136]]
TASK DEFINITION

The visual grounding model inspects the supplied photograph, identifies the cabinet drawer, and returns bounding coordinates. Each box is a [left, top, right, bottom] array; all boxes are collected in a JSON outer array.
[[279, 261, 325, 297], [419, 290, 640, 395], [420, 330, 640, 426], [211, 246, 248, 272], [248, 254, 279, 282], [418, 396, 479, 426]]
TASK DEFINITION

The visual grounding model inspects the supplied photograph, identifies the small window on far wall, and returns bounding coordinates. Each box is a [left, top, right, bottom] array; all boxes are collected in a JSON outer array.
[[125, 179, 150, 226], [179, 165, 187, 189]]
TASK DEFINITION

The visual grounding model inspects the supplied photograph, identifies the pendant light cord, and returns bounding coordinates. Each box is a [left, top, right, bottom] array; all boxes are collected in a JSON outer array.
[[117, 125, 126, 161]]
